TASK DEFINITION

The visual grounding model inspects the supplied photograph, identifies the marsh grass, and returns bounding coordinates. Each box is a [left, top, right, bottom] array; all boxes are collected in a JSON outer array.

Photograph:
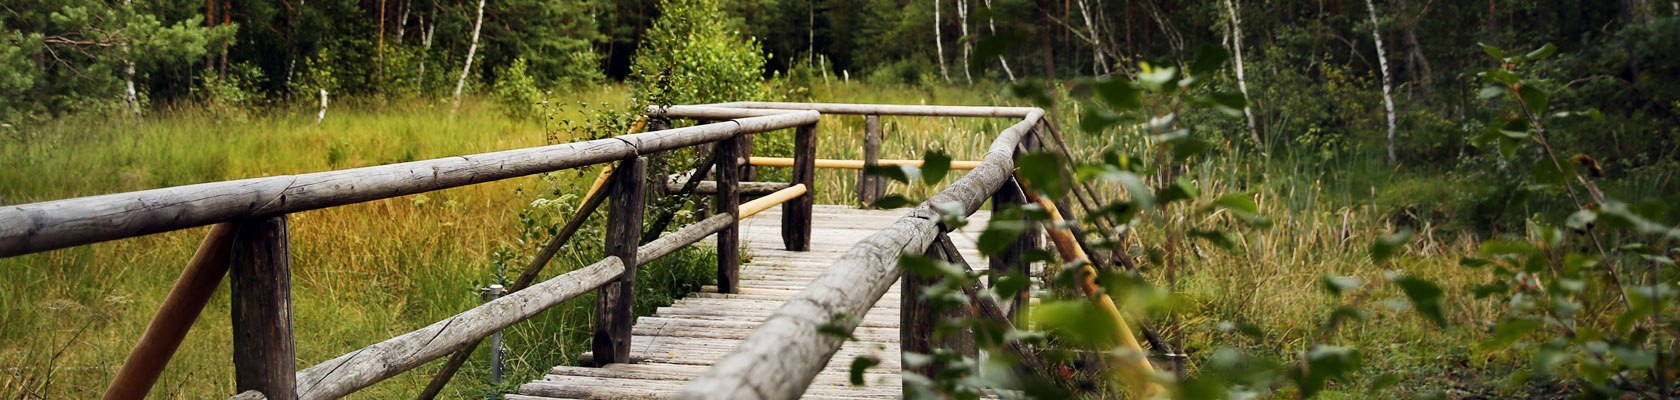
[[0, 81, 1617, 398]]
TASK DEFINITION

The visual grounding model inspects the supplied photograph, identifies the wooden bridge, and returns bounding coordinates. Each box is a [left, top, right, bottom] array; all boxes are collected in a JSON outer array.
[[0, 102, 1159, 399]]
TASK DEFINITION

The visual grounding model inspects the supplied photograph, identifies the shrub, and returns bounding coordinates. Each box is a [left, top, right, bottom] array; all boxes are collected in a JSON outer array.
[[629, 0, 767, 106]]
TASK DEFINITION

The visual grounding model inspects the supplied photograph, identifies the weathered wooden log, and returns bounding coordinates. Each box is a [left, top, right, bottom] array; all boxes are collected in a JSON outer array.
[[0, 112, 816, 258], [715, 135, 742, 294], [230, 216, 296, 400], [706, 102, 1037, 118], [290, 258, 627, 399], [673, 109, 1044, 400], [593, 157, 645, 366], [901, 241, 940, 383], [750, 157, 982, 170], [644, 147, 720, 243], [103, 223, 237, 400], [649, 105, 806, 119], [663, 181, 789, 196], [782, 124, 816, 251], [856, 114, 884, 206]]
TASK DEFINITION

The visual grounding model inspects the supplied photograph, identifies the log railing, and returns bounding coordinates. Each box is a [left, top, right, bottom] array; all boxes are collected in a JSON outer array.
[[0, 107, 822, 400]]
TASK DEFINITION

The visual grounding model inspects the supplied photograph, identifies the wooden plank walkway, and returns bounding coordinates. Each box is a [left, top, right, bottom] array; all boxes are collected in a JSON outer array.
[[511, 204, 993, 399]]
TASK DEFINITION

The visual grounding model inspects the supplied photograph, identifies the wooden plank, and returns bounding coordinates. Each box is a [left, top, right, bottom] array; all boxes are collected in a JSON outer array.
[[782, 124, 816, 251], [230, 216, 296, 400], [104, 223, 236, 400], [593, 157, 645, 366], [664, 180, 789, 196]]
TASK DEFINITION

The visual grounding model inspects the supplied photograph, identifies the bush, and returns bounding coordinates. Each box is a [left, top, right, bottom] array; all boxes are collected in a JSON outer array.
[[493, 58, 547, 121], [629, 0, 767, 106]]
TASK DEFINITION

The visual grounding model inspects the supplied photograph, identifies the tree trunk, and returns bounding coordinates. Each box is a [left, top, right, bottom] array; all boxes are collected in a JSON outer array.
[[396, 0, 409, 44], [418, 10, 435, 90], [1223, 0, 1261, 147], [1365, 0, 1399, 165], [935, 0, 950, 83], [378, 0, 386, 79], [957, 0, 972, 84], [1075, 0, 1103, 76], [981, 0, 1015, 82], [452, 0, 486, 111], [122, 0, 139, 115]]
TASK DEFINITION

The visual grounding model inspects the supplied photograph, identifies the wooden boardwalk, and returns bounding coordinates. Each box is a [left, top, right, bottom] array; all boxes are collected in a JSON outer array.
[[511, 205, 993, 399]]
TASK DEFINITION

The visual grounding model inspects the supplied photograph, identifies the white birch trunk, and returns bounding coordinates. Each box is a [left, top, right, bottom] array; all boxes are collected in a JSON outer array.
[[1075, 0, 1103, 75], [396, 0, 410, 44], [452, 0, 486, 111], [122, 0, 139, 115], [418, 11, 436, 88], [935, 0, 949, 83], [1224, 0, 1260, 147], [316, 89, 329, 125], [982, 0, 1015, 82], [1365, 0, 1399, 165], [957, 0, 971, 84]]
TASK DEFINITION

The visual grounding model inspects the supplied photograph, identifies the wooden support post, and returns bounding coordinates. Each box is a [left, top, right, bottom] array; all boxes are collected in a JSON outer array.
[[592, 157, 644, 365], [103, 223, 236, 400], [782, 124, 816, 251], [739, 132, 757, 182], [857, 114, 883, 206], [900, 242, 938, 385], [229, 215, 296, 400], [991, 178, 1038, 323], [716, 136, 741, 293]]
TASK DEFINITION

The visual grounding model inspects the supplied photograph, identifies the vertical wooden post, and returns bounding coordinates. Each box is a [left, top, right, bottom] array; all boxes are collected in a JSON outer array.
[[901, 243, 938, 386], [592, 157, 644, 365], [782, 124, 816, 251], [715, 136, 742, 294], [857, 114, 883, 206], [229, 215, 296, 400], [739, 132, 758, 182], [991, 178, 1039, 324]]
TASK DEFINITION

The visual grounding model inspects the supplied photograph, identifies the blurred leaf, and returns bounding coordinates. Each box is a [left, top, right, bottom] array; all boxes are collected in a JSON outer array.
[[1116, 172, 1155, 210], [863, 163, 913, 183], [1479, 42, 1505, 60], [1079, 108, 1123, 133], [1189, 45, 1231, 77], [1480, 318, 1542, 351], [1370, 230, 1414, 264], [971, 30, 1026, 71], [1523, 43, 1557, 60], [1171, 137, 1214, 162], [870, 195, 916, 209], [1157, 177, 1199, 205], [920, 150, 952, 185], [1138, 62, 1178, 92], [1092, 77, 1143, 111], [1017, 151, 1067, 200], [900, 254, 962, 280], [1293, 345, 1364, 398], [1471, 282, 1508, 299], [1322, 276, 1362, 296], [1389, 274, 1449, 327], [932, 201, 968, 229], [1208, 91, 1249, 117], [1566, 210, 1596, 230], [1478, 86, 1506, 99], [1008, 80, 1054, 108], [991, 271, 1030, 300], [1033, 300, 1118, 347], [977, 219, 1027, 256], [849, 356, 880, 385], [1189, 229, 1235, 249]]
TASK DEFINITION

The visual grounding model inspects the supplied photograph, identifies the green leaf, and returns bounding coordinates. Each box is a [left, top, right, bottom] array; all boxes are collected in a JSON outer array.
[[1170, 137, 1214, 162], [1477, 85, 1507, 100], [1523, 43, 1557, 61], [1322, 276, 1362, 296], [900, 254, 961, 279], [991, 272, 1030, 300], [849, 356, 880, 385], [869, 195, 916, 209], [1389, 274, 1449, 327], [1017, 152, 1067, 200], [863, 163, 912, 183], [1479, 42, 1505, 60], [1157, 177, 1199, 205], [1518, 85, 1549, 114], [1208, 91, 1249, 117], [1116, 172, 1155, 210], [1079, 107, 1123, 133], [1189, 45, 1232, 77], [1480, 318, 1542, 351], [920, 150, 952, 185], [1370, 230, 1413, 264], [1137, 62, 1178, 92], [1566, 210, 1596, 230], [977, 219, 1027, 256], [1293, 345, 1364, 398], [1092, 78, 1143, 111], [1189, 229, 1235, 249]]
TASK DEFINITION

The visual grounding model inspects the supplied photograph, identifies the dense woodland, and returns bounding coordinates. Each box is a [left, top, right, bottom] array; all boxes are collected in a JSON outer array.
[[4, 0, 1680, 398]]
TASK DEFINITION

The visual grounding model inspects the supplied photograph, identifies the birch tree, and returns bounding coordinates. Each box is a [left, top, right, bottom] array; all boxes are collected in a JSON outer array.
[[956, 0, 971, 84], [981, 0, 1014, 82], [1223, 0, 1259, 146], [935, 0, 949, 82], [1365, 0, 1399, 165], [453, 0, 487, 111]]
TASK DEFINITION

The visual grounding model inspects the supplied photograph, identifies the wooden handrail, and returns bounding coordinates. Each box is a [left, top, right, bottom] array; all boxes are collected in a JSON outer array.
[[748, 157, 982, 170], [0, 111, 817, 258], [674, 108, 1044, 400]]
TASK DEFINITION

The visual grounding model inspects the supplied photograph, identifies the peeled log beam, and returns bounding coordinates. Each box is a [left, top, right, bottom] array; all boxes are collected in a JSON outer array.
[[291, 258, 626, 400], [662, 181, 791, 196], [0, 112, 818, 258], [706, 102, 1038, 118], [649, 105, 807, 119], [674, 109, 1043, 400], [750, 157, 981, 170]]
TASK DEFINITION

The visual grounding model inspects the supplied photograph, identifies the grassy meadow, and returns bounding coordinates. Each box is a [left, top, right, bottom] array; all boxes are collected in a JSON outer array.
[[0, 81, 1578, 399]]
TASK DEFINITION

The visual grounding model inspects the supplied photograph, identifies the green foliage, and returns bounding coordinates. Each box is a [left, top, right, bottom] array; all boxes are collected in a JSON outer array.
[[630, 0, 767, 106], [492, 58, 547, 121]]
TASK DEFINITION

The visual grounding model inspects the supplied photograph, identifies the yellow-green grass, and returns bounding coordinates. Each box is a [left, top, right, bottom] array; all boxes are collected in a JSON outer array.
[[3, 81, 1517, 399]]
